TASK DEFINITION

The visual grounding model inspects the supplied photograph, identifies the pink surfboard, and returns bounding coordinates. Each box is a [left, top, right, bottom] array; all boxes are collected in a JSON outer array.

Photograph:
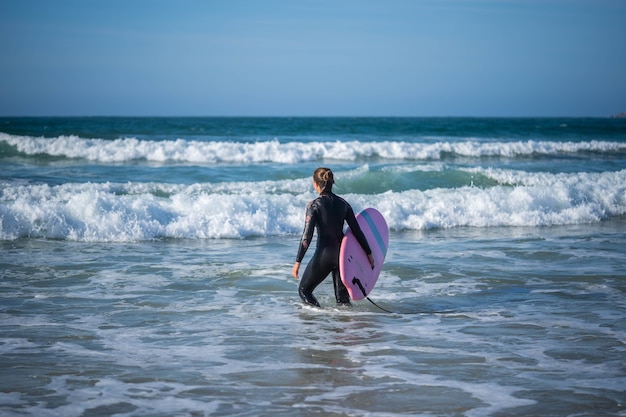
[[339, 208, 389, 300]]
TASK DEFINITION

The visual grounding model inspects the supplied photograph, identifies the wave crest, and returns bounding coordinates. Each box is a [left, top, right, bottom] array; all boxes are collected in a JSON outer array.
[[2, 169, 625, 241], [2, 133, 625, 163]]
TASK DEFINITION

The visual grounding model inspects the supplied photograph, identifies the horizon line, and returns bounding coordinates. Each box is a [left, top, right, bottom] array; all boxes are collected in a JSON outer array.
[[1, 114, 624, 119]]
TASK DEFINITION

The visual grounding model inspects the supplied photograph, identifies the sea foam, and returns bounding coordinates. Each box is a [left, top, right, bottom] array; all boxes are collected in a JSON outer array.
[[2, 133, 625, 163], [1, 168, 624, 241]]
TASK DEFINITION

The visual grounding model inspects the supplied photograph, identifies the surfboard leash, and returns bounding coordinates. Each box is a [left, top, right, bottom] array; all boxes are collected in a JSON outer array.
[[365, 296, 456, 315], [352, 277, 395, 314], [365, 296, 396, 314], [352, 277, 456, 315]]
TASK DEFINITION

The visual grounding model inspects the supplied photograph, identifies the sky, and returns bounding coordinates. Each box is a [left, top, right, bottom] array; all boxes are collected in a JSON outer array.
[[1, 0, 625, 117]]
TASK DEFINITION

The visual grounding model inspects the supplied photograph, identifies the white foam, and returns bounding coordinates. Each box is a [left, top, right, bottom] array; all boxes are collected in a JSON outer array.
[[352, 368, 535, 416], [2, 133, 625, 163], [368, 168, 626, 230], [1, 167, 625, 241]]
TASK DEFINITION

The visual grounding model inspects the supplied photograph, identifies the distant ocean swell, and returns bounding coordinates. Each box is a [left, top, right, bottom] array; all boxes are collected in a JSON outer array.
[[2, 168, 624, 241], [2, 133, 626, 163]]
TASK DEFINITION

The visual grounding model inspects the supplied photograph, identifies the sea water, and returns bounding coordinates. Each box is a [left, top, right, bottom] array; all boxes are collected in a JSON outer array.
[[1, 117, 625, 416]]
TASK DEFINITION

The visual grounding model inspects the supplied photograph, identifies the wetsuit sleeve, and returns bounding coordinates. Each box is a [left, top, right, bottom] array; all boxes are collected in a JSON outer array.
[[345, 206, 372, 255], [296, 201, 316, 262]]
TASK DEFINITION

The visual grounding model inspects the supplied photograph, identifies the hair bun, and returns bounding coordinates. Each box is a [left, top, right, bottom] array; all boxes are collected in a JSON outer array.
[[322, 170, 333, 184], [313, 167, 334, 192]]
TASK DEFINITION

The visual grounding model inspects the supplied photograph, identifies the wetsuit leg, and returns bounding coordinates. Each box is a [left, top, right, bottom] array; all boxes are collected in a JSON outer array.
[[332, 269, 351, 304], [298, 246, 337, 307], [298, 255, 325, 307]]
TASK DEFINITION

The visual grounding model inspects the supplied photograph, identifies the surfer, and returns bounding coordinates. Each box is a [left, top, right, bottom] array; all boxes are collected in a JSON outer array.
[[292, 167, 375, 307]]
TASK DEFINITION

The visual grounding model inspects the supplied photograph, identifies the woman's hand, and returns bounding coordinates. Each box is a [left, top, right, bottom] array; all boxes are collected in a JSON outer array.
[[292, 262, 300, 279]]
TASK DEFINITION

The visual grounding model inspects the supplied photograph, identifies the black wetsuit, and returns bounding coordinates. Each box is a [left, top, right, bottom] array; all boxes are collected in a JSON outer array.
[[295, 191, 372, 307]]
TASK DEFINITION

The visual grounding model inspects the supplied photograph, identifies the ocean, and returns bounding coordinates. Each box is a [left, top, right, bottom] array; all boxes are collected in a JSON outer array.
[[1, 117, 625, 416]]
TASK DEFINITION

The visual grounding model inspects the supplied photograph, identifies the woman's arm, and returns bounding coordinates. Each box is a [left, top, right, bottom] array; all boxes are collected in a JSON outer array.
[[294, 201, 316, 271], [345, 206, 375, 268]]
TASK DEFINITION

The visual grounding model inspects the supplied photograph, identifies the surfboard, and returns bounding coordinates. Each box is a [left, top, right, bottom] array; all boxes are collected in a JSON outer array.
[[339, 208, 389, 300]]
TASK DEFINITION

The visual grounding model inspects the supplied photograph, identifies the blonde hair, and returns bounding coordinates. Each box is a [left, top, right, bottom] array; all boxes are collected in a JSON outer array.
[[313, 167, 334, 192]]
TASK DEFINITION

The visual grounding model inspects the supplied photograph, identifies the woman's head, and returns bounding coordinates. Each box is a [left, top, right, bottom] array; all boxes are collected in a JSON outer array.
[[313, 167, 334, 193]]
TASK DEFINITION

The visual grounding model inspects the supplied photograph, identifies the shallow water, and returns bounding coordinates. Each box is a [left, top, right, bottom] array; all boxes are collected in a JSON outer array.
[[2, 218, 625, 416]]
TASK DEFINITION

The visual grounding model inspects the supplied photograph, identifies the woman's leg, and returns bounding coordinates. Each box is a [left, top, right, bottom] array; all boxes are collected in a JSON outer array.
[[298, 252, 326, 307], [298, 247, 336, 307], [332, 269, 351, 304]]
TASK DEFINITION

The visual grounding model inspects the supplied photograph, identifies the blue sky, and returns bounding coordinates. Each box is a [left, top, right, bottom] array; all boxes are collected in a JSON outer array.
[[1, 0, 625, 117]]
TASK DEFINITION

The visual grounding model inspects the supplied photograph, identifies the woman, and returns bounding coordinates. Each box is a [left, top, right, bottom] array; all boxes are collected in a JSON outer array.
[[292, 167, 375, 307]]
